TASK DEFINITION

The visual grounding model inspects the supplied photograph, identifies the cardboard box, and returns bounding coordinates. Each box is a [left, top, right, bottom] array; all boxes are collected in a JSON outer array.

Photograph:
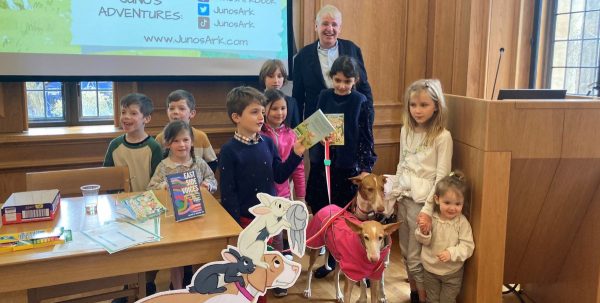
[[2, 190, 60, 224]]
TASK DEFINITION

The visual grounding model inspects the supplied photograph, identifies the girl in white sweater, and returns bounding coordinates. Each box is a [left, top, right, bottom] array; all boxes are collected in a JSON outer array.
[[415, 171, 474, 303], [388, 79, 452, 303]]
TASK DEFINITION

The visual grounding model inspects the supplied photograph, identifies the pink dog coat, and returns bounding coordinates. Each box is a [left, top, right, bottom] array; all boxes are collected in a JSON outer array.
[[306, 204, 391, 282]]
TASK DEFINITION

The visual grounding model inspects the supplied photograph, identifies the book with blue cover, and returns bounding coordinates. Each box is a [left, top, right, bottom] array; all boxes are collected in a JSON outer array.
[[166, 170, 206, 222]]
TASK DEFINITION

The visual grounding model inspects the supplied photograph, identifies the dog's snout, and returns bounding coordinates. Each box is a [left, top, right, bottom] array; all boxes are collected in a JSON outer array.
[[368, 254, 380, 263]]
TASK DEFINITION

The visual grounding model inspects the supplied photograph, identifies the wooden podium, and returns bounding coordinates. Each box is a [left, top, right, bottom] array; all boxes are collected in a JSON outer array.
[[446, 95, 600, 303]]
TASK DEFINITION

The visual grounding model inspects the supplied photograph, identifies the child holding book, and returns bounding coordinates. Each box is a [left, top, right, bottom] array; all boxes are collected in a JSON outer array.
[[148, 120, 217, 192], [305, 55, 377, 278], [415, 171, 474, 303], [147, 120, 217, 290], [258, 88, 306, 297], [258, 59, 300, 128], [155, 89, 218, 172], [219, 86, 307, 303]]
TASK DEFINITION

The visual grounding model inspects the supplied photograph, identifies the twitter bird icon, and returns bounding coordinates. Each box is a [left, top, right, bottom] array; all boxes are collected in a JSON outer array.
[[198, 3, 209, 16]]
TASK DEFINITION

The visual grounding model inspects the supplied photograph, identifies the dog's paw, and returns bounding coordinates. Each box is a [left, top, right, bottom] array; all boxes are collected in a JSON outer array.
[[303, 289, 311, 298], [336, 293, 344, 302], [378, 297, 388, 303]]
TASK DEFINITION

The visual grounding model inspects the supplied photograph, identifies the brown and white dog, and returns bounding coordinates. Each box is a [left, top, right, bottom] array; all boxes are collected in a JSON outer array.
[[136, 251, 300, 303], [304, 213, 400, 303], [348, 174, 387, 221], [347, 173, 399, 302], [304, 173, 400, 303]]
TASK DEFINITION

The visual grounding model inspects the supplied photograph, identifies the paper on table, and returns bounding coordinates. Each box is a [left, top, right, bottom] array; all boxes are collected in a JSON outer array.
[[82, 221, 161, 254]]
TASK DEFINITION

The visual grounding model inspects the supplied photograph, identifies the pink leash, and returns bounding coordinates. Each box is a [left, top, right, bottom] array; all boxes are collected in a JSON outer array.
[[324, 140, 331, 204]]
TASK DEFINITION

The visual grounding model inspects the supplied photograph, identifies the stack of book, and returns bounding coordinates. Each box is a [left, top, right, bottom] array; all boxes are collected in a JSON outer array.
[[117, 190, 167, 222]]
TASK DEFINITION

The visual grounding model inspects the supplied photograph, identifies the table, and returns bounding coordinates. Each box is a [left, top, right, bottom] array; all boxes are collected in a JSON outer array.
[[0, 189, 242, 302]]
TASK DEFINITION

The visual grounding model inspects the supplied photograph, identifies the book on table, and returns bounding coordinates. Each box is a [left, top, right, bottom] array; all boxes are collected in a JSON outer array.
[[117, 190, 167, 222], [293, 109, 335, 148], [166, 170, 206, 222]]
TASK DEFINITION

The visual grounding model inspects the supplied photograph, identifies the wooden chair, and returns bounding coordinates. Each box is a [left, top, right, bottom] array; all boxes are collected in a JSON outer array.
[[25, 166, 143, 303], [26, 166, 131, 197]]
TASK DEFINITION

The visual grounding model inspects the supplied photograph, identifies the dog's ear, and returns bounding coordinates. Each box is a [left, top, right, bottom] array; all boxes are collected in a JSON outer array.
[[383, 222, 402, 235], [344, 218, 362, 234], [349, 175, 364, 185], [247, 260, 268, 292]]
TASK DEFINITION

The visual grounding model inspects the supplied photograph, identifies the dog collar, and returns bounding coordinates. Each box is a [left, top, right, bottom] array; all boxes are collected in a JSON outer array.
[[356, 203, 373, 216], [235, 282, 254, 301]]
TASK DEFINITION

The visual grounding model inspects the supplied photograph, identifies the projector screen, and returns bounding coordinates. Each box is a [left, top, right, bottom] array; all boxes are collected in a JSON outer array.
[[0, 0, 292, 80]]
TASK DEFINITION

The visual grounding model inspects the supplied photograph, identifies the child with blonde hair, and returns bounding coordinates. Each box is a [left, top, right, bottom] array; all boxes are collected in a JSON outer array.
[[388, 79, 452, 303], [415, 171, 474, 303]]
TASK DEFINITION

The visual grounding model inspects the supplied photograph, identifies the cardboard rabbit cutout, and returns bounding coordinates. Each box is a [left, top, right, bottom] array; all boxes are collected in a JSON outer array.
[[136, 194, 308, 303]]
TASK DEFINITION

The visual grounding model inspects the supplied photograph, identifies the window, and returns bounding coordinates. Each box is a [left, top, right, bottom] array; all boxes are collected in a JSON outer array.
[[26, 81, 115, 126], [548, 0, 600, 96]]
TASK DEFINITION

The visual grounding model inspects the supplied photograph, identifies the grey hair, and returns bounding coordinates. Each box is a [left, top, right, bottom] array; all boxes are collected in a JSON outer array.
[[316, 4, 342, 24]]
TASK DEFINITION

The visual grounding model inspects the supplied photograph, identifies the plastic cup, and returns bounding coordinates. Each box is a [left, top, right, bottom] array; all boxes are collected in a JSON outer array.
[[81, 184, 100, 215]]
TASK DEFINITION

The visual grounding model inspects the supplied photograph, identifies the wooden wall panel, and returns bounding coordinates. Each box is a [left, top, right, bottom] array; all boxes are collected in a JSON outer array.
[[465, 0, 490, 98], [372, 143, 399, 176], [451, 0, 470, 95], [0, 83, 26, 133], [453, 142, 509, 303], [562, 110, 600, 158], [516, 159, 600, 283], [514, 0, 534, 88], [430, 0, 457, 89], [486, 103, 564, 158], [444, 95, 490, 150], [486, 0, 518, 99], [525, 185, 600, 302], [404, 0, 429, 90], [503, 159, 559, 282]]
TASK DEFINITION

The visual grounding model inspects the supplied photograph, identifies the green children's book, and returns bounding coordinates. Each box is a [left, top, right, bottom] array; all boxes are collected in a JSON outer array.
[[118, 190, 167, 222], [293, 109, 335, 148]]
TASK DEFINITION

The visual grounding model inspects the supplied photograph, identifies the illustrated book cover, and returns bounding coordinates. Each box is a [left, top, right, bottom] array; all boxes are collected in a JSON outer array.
[[166, 170, 206, 222], [293, 109, 335, 148], [325, 113, 344, 146]]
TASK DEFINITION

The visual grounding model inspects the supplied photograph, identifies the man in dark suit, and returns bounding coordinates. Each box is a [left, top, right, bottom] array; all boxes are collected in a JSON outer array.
[[292, 4, 374, 125], [292, 4, 376, 280]]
